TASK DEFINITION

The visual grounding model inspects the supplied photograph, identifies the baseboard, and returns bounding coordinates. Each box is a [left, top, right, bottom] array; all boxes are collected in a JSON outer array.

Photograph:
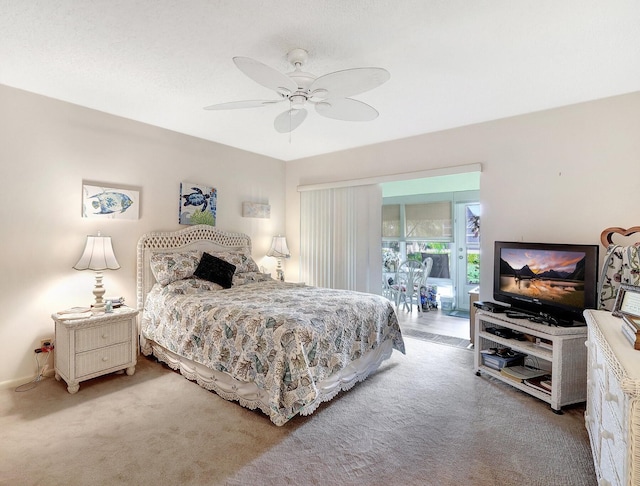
[[0, 366, 56, 390], [0, 375, 35, 390], [1, 349, 56, 390]]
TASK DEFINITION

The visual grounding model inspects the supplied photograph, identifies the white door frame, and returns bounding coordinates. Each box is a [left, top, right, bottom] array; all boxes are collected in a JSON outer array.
[[454, 201, 480, 311]]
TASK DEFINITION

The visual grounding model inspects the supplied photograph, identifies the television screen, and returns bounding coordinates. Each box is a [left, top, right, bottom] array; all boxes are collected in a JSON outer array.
[[494, 241, 599, 323]]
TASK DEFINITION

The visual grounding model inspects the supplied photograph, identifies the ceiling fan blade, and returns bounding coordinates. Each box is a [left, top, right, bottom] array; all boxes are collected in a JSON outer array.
[[274, 108, 308, 133], [315, 98, 379, 121], [204, 99, 283, 110], [309, 67, 390, 99], [233, 57, 299, 95]]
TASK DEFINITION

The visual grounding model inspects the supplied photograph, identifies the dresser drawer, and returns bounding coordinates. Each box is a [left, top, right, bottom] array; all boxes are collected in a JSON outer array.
[[592, 343, 608, 389], [585, 412, 601, 464], [600, 434, 624, 486], [605, 367, 628, 432], [75, 319, 132, 352], [586, 377, 603, 461], [76, 342, 132, 377]]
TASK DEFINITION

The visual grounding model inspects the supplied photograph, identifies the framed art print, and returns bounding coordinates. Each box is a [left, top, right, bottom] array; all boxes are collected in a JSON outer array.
[[179, 182, 217, 226], [242, 202, 270, 219], [82, 183, 140, 220]]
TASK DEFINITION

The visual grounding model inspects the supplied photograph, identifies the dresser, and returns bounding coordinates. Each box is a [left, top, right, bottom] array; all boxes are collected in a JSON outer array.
[[53, 307, 139, 394], [584, 309, 640, 486]]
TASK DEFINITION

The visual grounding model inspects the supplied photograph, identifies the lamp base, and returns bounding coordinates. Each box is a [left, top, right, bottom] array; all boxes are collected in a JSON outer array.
[[276, 258, 285, 282], [92, 270, 106, 315]]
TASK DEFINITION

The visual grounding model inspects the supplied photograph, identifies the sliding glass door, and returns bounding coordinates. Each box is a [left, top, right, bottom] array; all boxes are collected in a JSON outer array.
[[382, 193, 479, 312]]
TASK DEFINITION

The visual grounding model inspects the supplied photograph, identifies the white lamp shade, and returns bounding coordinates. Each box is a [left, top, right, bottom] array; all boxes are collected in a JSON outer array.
[[73, 235, 121, 271], [266, 235, 290, 259]]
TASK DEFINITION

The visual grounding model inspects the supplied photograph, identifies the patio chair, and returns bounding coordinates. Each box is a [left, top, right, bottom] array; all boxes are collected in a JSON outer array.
[[394, 260, 424, 312]]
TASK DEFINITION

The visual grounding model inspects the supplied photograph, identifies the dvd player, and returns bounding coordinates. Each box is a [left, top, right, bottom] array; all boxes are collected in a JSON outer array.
[[473, 301, 509, 313]]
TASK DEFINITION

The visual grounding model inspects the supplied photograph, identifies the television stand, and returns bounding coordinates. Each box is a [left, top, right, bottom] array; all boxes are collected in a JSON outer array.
[[474, 310, 588, 412]]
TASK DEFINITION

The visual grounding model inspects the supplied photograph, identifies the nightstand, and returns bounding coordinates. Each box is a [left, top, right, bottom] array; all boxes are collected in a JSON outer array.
[[52, 306, 139, 394]]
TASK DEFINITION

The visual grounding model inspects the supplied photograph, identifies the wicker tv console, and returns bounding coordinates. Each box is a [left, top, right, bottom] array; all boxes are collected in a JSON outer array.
[[474, 310, 588, 413]]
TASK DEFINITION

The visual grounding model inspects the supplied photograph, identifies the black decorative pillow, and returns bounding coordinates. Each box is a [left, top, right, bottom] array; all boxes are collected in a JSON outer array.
[[194, 252, 236, 289]]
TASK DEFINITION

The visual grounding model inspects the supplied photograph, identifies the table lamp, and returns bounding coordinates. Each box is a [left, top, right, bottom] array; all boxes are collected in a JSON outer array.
[[73, 232, 120, 314], [266, 235, 290, 281]]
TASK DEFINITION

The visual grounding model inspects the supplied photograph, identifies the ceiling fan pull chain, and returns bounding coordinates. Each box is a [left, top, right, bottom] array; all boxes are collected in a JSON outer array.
[[289, 100, 293, 144]]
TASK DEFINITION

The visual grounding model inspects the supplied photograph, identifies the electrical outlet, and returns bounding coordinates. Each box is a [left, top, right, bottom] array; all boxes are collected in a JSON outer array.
[[40, 338, 53, 348]]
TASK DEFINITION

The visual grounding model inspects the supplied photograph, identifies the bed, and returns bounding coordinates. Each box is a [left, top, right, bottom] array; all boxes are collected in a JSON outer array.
[[137, 225, 405, 425]]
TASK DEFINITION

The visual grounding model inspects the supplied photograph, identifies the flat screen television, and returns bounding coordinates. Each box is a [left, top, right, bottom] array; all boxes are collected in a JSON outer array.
[[493, 241, 599, 323]]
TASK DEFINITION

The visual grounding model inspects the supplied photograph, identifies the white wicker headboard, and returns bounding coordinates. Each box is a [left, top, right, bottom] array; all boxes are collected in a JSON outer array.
[[136, 225, 252, 310]]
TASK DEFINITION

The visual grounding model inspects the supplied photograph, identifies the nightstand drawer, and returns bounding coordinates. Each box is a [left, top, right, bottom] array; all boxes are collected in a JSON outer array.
[[75, 319, 132, 352], [76, 342, 132, 377]]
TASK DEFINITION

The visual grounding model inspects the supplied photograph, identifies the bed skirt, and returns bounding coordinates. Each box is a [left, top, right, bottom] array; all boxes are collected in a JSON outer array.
[[140, 336, 394, 424]]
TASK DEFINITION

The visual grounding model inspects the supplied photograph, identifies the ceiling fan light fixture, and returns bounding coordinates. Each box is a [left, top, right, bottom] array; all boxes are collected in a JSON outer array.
[[290, 94, 307, 109]]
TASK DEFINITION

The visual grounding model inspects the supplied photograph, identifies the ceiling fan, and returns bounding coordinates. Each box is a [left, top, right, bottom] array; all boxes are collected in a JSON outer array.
[[204, 48, 390, 133]]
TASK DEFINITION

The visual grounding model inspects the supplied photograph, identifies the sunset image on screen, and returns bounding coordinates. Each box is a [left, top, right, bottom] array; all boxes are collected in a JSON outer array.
[[499, 249, 586, 306]]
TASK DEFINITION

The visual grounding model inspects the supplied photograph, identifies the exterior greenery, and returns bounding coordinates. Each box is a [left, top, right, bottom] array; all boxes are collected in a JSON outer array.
[[467, 252, 480, 284]]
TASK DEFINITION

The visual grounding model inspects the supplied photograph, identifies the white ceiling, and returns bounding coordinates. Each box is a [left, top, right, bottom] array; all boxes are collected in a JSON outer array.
[[2, 1, 639, 162]]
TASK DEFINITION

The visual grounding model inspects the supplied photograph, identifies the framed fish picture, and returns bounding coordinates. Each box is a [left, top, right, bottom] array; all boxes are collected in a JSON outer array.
[[82, 183, 140, 220], [179, 182, 217, 226]]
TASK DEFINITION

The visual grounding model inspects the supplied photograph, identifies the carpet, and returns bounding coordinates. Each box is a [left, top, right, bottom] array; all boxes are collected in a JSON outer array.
[[0, 337, 596, 486]]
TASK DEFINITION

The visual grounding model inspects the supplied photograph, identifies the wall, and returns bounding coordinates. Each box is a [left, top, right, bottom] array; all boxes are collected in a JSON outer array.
[[4, 86, 639, 386], [0, 84, 284, 387], [285, 91, 640, 302]]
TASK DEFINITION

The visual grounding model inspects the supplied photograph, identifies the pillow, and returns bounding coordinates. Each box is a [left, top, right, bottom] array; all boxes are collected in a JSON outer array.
[[213, 251, 260, 274], [150, 251, 201, 286], [232, 271, 273, 287], [194, 252, 236, 289], [166, 278, 223, 294]]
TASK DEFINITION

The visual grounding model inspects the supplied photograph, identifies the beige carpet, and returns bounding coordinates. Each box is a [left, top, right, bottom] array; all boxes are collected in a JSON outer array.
[[1, 337, 596, 486]]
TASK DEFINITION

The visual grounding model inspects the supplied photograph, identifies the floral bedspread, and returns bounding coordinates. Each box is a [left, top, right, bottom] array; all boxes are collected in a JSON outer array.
[[141, 278, 404, 425]]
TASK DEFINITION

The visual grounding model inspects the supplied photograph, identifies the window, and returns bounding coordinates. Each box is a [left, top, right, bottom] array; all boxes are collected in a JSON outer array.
[[382, 204, 400, 238], [382, 201, 453, 277], [405, 202, 452, 240]]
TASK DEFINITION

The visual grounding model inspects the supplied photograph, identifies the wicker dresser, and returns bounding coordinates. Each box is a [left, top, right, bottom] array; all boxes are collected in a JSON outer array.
[[53, 307, 139, 394], [584, 309, 640, 486]]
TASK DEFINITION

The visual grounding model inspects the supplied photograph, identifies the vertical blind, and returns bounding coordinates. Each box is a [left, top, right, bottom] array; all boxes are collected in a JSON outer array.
[[300, 184, 382, 293]]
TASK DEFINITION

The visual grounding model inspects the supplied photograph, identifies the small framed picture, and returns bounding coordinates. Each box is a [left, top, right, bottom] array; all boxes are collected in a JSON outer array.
[[612, 284, 640, 318], [242, 202, 270, 219], [82, 182, 140, 220], [179, 182, 217, 226]]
